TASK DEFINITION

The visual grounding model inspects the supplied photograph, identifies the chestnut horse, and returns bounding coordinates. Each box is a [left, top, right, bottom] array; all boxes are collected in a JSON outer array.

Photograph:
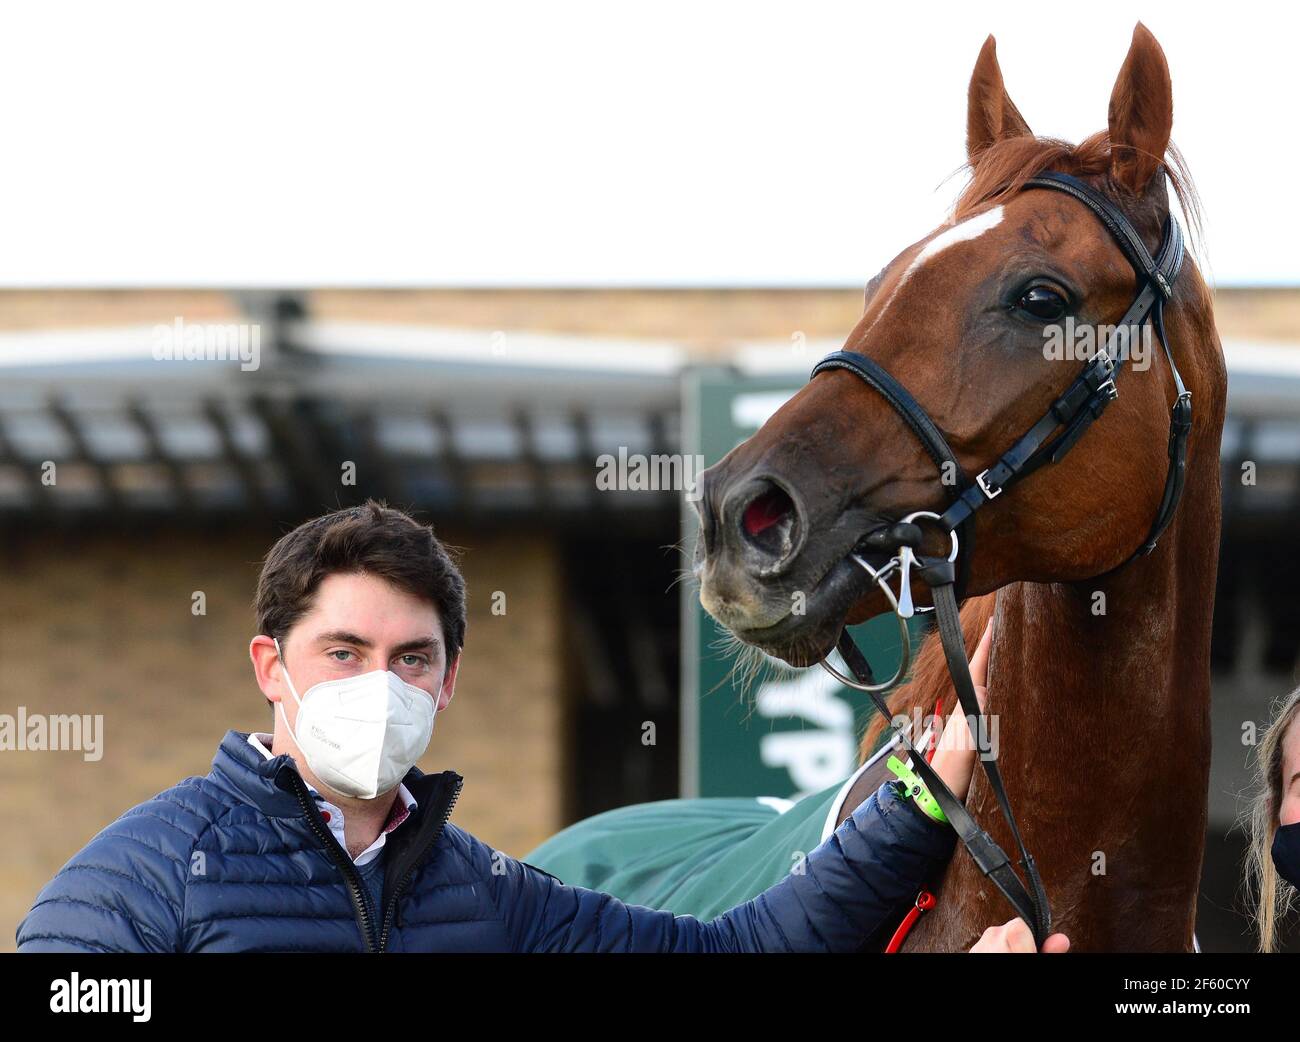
[[693, 25, 1225, 951]]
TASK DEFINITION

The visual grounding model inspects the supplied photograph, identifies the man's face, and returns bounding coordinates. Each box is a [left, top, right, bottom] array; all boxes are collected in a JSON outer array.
[[253, 571, 459, 739]]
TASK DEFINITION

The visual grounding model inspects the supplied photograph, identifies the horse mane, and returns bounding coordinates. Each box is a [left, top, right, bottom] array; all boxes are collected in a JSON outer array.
[[859, 592, 997, 761], [951, 131, 1203, 259]]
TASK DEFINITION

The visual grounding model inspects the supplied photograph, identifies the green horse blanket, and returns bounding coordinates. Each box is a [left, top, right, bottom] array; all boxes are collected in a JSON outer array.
[[525, 754, 892, 920]]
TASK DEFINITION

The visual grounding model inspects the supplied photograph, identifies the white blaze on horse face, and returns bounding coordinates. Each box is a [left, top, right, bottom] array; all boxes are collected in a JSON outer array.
[[861, 205, 1005, 338], [906, 205, 1006, 276]]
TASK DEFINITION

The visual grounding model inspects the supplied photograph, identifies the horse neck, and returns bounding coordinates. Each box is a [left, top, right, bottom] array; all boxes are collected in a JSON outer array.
[[994, 510, 1218, 745], [978, 407, 1221, 950]]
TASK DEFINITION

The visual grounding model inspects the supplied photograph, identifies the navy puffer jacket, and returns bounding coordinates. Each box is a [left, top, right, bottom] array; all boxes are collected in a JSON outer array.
[[17, 730, 954, 952]]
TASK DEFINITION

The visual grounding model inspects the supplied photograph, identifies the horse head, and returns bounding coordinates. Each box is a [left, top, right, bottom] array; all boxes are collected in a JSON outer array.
[[693, 24, 1218, 669]]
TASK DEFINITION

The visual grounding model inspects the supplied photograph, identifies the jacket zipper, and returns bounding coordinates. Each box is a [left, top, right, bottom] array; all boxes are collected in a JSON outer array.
[[377, 775, 462, 952], [290, 777, 380, 952]]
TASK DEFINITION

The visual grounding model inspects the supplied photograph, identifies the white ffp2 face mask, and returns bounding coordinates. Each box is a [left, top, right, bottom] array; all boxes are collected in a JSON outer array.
[[273, 638, 437, 800]]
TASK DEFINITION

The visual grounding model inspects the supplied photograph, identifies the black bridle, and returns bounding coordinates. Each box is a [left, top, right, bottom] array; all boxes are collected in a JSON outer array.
[[808, 171, 1191, 948]]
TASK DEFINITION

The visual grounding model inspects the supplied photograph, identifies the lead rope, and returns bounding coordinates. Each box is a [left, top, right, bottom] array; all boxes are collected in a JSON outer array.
[[884, 695, 943, 953], [925, 564, 1052, 941], [836, 553, 1052, 948]]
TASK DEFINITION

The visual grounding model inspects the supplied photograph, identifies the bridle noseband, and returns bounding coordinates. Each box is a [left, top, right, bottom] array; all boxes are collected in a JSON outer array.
[[808, 171, 1192, 948]]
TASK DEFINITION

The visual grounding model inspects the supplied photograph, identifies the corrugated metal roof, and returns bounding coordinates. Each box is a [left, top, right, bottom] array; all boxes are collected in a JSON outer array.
[[0, 294, 1295, 524]]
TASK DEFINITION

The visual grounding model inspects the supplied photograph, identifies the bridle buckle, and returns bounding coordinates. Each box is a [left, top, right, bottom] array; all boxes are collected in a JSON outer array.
[[1091, 348, 1116, 382], [976, 469, 1003, 500]]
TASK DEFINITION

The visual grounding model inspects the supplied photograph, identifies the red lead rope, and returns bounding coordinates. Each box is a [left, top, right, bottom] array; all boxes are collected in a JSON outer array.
[[884, 891, 937, 952], [884, 696, 944, 953]]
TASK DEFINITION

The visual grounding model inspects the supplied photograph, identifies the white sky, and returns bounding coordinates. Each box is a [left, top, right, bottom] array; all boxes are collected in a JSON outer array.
[[1, 1, 1295, 287]]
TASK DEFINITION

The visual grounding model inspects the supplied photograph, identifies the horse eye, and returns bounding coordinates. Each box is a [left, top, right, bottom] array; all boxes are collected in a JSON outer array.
[[1016, 286, 1068, 321]]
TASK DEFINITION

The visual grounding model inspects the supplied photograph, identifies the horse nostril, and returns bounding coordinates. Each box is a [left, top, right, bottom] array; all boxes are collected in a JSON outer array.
[[740, 485, 798, 559]]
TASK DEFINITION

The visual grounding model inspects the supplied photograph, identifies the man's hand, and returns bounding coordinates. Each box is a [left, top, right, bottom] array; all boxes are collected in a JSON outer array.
[[929, 619, 992, 801], [970, 917, 1071, 953]]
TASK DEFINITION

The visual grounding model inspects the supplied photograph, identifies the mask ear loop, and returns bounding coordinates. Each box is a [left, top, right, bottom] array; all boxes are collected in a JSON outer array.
[[272, 637, 306, 745]]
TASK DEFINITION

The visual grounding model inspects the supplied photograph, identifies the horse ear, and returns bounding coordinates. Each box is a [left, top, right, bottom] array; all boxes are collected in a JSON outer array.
[[1107, 23, 1173, 194], [966, 35, 1032, 162]]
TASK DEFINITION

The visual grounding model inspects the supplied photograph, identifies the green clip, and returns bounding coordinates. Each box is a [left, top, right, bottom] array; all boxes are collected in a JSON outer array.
[[886, 754, 947, 825]]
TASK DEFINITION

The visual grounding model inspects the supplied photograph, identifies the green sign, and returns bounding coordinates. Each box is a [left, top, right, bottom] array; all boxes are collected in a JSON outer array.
[[679, 367, 924, 800]]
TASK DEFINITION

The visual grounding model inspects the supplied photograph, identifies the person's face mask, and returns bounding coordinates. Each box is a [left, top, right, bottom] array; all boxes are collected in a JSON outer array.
[[273, 637, 437, 800], [1273, 821, 1300, 890]]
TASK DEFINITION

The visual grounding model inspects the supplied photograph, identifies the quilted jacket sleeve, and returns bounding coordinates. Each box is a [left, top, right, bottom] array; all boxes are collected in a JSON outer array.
[[16, 798, 192, 953], [495, 780, 955, 952]]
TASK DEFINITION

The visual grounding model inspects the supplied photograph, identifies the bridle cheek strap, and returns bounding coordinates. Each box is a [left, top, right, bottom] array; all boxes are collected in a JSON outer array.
[[937, 171, 1191, 563], [809, 351, 978, 595]]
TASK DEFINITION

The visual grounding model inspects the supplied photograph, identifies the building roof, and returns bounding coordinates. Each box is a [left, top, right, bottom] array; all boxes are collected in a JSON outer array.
[[0, 290, 1296, 525]]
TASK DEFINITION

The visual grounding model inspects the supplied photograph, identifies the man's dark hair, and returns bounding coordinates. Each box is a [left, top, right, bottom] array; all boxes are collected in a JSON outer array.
[[255, 500, 467, 658]]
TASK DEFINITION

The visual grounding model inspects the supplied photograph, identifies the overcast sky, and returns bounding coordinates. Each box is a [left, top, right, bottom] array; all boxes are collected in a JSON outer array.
[[2, 1, 1295, 287]]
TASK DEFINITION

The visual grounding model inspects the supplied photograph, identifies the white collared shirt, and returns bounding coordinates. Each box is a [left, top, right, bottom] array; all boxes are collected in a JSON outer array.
[[247, 732, 417, 868]]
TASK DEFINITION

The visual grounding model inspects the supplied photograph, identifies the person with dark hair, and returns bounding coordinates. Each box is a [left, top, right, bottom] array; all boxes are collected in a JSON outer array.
[[17, 501, 1056, 952]]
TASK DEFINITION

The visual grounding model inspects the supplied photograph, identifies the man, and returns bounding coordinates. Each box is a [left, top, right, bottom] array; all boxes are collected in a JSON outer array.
[[17, 501, 1061, 952]]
